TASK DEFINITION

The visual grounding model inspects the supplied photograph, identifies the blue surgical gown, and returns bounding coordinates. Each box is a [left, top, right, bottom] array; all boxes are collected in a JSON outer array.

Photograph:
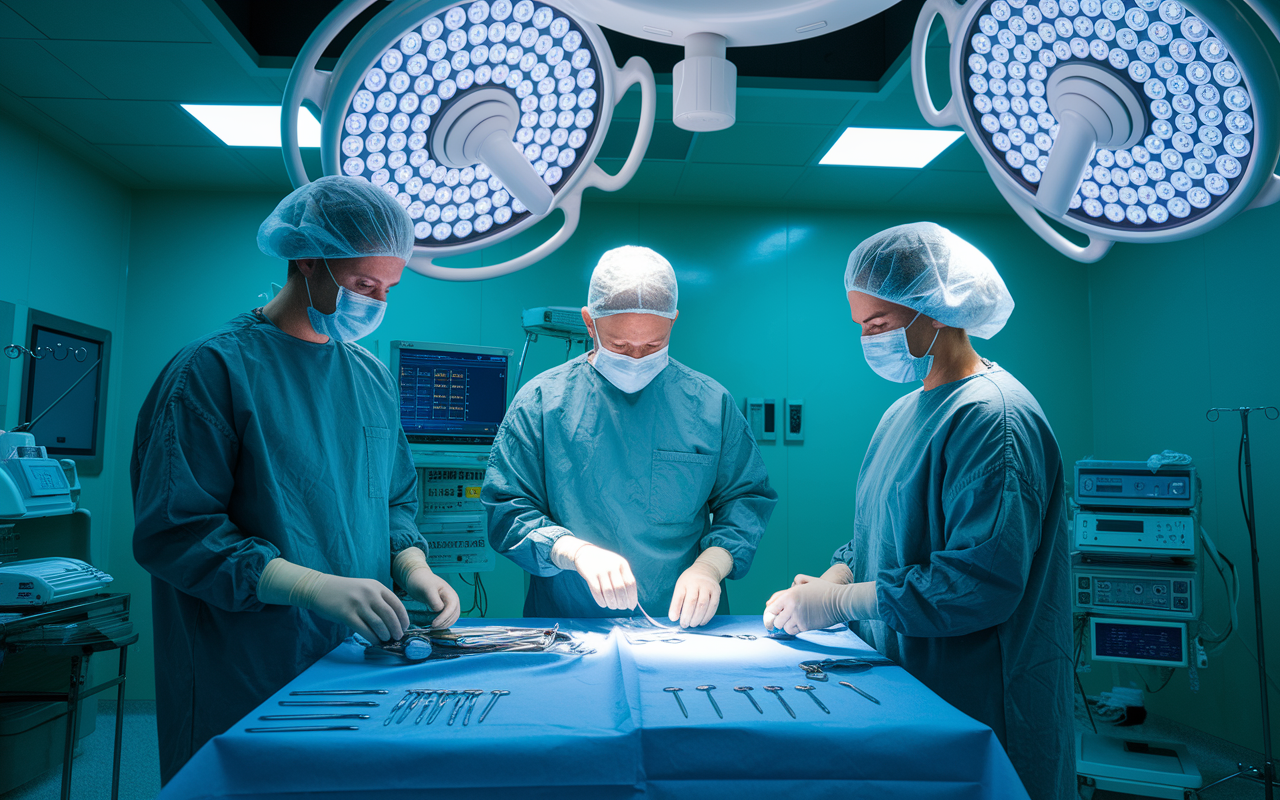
[[832, 366, 1072, 800], [131, 311, 423, 784], [482, 355, 777, 618]]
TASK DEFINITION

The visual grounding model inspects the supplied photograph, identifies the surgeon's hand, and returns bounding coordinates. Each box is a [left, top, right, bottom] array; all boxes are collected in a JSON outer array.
[[405, 568, 461, 629], [669, 563, 720, 628], [763, 580, 878, 635], [571, 544, 638, 610], [310, 574, 410, 644], [790, 562, 855, 588]]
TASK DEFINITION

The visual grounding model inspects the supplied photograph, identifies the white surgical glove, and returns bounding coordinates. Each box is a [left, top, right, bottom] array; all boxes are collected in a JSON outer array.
[[551, 536, 637, 610], [394, 547, 461, 629], [258, 557, 409, 644], [789, 563, 855, 588], [669, 547, 733, 628], [762, 578, 878, 635]]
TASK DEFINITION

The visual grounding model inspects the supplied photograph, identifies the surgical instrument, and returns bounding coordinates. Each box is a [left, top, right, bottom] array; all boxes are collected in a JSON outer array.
[[795, 685, 830, 714], [461, 690, 485, 725], [415, 691, 441, 725], [697, 685, 722, 719], [289, 690, 388, 696], [398, 691, 428, 724], [764, 686, 794, 718], [447, 691, 472, 726], [426, 691, 457, 725], [800, 657, 894, 682], [478, 690, 509, 724], [664, 687, 688, 718], [280, 700, 378, 707], [245, 726, 359, 733], [839, 680, 881, 705], [383, 691, 415, 725], [259, 714, 369, 721], [734, 686, 763, 714]]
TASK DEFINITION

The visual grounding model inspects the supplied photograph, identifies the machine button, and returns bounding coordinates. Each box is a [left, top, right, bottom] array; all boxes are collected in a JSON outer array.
[[1084, 479, 1095, 491], [1078, 592, 1091, 605], [1173, 581, 1189, 594], [1133, 585, 1144, 595], [1153, 585, 1167, 595], [1135, 481, 1144, 491], [1174, 597, 1188, 610], [1078, 577, 1091, 589]]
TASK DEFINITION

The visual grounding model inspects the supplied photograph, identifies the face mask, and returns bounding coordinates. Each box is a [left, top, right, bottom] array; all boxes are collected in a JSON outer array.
[[589, 322, 669, 393], [861, 311, 940, 384], [304, 260, 386, 342]]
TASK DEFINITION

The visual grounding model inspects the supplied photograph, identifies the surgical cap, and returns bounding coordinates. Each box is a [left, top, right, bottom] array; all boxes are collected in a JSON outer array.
[[257, 176, 415, 263], [843, 222, 1014, 339], [586, 246, 678, 319]]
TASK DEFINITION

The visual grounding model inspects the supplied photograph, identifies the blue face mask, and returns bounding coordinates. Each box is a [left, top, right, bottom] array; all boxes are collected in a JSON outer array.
[[304, 260, 386, 343], [861, 310, 940, 383]]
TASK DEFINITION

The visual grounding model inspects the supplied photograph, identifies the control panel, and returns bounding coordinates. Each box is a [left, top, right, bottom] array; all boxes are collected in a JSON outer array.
[[1075, 511, 1196, 556], [784, 398, 804, 442], [1073, 563, 1199, 620], [1091, 617, 1188, 667], [744, 397, 777, 442], [1075, 461, 1195, 509], [413, 459, 494, 573]]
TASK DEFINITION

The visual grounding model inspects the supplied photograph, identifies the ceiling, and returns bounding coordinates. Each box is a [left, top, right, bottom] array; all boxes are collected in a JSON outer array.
[[0, 0, 1011, 214]]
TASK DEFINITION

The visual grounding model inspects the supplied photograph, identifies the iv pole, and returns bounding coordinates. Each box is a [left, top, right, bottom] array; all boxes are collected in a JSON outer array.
[[1204, 405, 1279, 800]]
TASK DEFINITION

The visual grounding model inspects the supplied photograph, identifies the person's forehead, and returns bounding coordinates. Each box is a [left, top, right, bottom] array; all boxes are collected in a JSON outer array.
[[597, 313, 672, 337], [848, 291, 912, 317]]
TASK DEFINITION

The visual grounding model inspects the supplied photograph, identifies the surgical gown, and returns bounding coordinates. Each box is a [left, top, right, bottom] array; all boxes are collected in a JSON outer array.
[[483, 355, 777, 618], [832, 366, 1072, 800], [131, 311, 423, 784]]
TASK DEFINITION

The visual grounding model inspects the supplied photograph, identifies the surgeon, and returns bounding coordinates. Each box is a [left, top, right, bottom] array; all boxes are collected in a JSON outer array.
[[483, 246, 777, 626], [132, 176, 460, 784], [762, 223, 1071, 800]]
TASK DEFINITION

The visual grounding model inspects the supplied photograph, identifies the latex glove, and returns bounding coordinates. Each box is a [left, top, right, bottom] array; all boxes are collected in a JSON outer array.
[[258, 557, 410, 643], [404, 569, 461, 629], [762, 580, 878, 636], [553, 538, 637, 610], [668, 547, 733, 628]]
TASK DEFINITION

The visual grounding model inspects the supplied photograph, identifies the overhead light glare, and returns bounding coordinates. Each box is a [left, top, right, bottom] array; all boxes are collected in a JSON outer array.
[[181, 104, 321, 147], [819, 127, 964, 168]]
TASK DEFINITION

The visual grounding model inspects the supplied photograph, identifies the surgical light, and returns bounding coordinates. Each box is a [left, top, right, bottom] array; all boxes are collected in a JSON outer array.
[[183, 105, 322, 147], [282, 0, 656, 281], [820, 127, 965, 168], [911, 0, 1280, 262]]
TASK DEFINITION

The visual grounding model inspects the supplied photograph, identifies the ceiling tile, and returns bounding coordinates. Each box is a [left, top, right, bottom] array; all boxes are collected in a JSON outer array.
[[676, 163, 803, 202], [3, 0, 206, 42], [599, 118, 692, 161], [734, 92, 857, 126], [0, 40, 104, 98], [925, 137, 988, 173], [884, 169, 1010, 214], [0, 2, 44, 37], [27, 98, 216, 145], [234, 147, 324, 189], [686, 123, 832, 166], [612, 83, 674, 121], [782, 165, 920, 208], [37, 41, 272, 102], [589, 157, 685, 203], [96, 144, 269, 188]]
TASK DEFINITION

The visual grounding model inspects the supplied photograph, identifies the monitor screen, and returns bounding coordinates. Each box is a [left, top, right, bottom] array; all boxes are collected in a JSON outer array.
[[395, 343, 510, 447], [1091, 618, 1187, 667]]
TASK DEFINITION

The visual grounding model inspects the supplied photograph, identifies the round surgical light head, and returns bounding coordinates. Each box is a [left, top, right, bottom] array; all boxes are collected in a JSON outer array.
[[912, 0, 1280, 262], [283, 0, 656, 280]]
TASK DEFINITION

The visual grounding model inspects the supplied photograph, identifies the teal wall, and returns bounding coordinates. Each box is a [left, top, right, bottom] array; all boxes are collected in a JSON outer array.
[[1082, 204, 1280, 751], [0, 113, 132, 573], [109, 190, 1095, 701]]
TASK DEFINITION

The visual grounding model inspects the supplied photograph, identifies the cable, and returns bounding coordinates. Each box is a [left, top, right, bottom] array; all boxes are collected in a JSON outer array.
[[1074, 616, 1097, 734], [457, 572, 489, 617], [1135, 665, 1176, 694]]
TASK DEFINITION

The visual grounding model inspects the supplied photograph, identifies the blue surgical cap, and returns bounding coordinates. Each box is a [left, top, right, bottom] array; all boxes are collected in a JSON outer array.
[[257, 176, 415, 262], [587, 246, 679, 319], [843, 222, 1014, 339]]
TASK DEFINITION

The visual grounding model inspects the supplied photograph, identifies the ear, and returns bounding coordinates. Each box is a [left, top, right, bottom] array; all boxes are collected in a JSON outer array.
[[295, 258, 320, 279], [580, 307, 596, 339], [930, 317, 947, 330]]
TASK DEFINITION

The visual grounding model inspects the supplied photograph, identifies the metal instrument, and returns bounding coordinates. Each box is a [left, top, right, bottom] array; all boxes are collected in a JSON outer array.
[[664, 687, 688, 718], [799, 657, 894, 682], [478, 690, 509, 724], [289, 690, 388, 696], [839, 680, 881, 705], [696, 685, 722, 719], [426, 690, 457, 725], [245, 726, 359, 733], [763, 686, 794, 718], [279, 700, 379, 707], [795, 685, 829, 714], [415, 691, 441, 724], [383, 691, 415, 725], [259, 714, 370, 721], [461, 690, 485, 725], [399, 690, 428, 724], [734, 686, 763, 714], [446, 692, 470, 726]]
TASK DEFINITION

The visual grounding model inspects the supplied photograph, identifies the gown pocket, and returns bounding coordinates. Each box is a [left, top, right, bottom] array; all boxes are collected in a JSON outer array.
[[648, 450, 717, 524], [364, 426, 391, 498]]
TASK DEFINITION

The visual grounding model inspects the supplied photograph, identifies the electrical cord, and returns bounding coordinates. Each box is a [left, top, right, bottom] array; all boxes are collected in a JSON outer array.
[[458, 572, 488, 617], [1074, 616, 1097, 734]]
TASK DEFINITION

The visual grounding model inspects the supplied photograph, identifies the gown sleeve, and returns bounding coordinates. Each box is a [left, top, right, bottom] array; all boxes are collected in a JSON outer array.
[[131, 348, 280, 612], [387, 429, 426, 557], [481, 388, 570, 576], [875, 408, 1048, 638], [701, 394, 778, 579]]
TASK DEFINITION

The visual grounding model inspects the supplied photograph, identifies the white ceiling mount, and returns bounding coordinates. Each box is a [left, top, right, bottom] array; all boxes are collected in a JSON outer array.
[[1037, 66, 1145, 216], [672, 32, 735, 132], [431, 90, 553, 215]]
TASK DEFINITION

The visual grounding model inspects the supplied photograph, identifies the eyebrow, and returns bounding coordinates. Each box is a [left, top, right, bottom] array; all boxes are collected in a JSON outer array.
[[860, 312, 891, 325]]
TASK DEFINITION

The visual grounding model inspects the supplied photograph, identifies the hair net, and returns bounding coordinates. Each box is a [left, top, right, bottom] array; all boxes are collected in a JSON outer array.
[[843, 222, 1014, 339], [257, 176, 415, 262], [586, 246, 679, 319]]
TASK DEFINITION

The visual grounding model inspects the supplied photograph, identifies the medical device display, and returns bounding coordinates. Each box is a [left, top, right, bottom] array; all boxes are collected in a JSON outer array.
[[1075, 459, 1195, 508], [1073, 561, 1200, 619], [282, 0, 656, 280], [393, 341, 511, 447], [1074, 510, 1196, 555], [0, 557, 113, 607], [911, 0, 1280, 262], [1091, 616, 1189, 667]]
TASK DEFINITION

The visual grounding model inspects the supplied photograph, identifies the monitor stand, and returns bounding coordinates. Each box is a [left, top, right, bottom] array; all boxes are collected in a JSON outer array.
[[1076, 731, 1203, 799]]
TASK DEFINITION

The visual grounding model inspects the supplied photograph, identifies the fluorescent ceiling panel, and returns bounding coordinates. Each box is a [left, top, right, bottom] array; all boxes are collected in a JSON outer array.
[[819, 127, 964, 168], [181, 104, 320, 147]]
